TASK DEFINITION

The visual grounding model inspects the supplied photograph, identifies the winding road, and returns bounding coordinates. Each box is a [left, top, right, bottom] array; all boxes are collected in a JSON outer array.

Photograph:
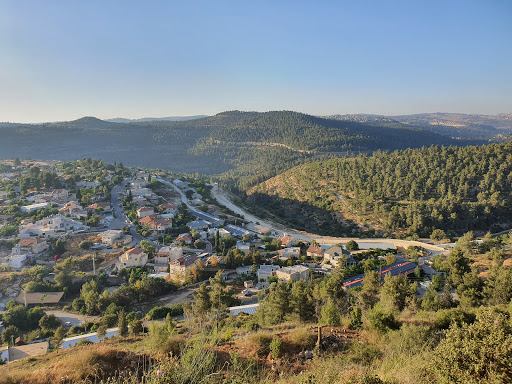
[[210, 184, 448, 253]]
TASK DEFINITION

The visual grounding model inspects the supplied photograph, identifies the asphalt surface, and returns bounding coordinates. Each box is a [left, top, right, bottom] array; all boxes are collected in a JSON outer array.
[[110, 183, 144, 244], [45, 310, 100, 327]]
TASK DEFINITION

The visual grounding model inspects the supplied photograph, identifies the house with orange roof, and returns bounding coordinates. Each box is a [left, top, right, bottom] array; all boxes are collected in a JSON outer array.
[[279, 235, 298, 248], [169, 254, 199, 281]]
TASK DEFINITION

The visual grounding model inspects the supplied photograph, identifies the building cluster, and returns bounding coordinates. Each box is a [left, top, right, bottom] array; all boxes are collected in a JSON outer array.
[[0, 161, 115, 270]]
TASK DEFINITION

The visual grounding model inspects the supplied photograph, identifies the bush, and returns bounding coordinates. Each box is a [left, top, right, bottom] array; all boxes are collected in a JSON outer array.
[[79, 240, 93, 250], [75, 339, 93, 347], [129, 319, 143, 335], [289, 328, 316, 350], [350, 306, 363, 330], [146, 304, 184, 320], [432, 308, 512, 384], [346, 240, 359, 251], [161, 335, 186, 356], [68, 325, 83, 335], [247, 332, 272, 356], [102, 313, 118, 328], [368, 306, 400, 333], [269, 337, 283, 359], [435, 308, 476, 330], [319, 300, 341, 325]]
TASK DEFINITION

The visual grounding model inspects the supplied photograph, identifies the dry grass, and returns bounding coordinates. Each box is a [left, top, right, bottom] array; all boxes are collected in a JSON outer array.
[[0, 338, 149, 384]]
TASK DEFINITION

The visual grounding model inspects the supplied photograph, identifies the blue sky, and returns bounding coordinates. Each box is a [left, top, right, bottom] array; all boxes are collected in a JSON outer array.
[[1, 0, 511, 122]]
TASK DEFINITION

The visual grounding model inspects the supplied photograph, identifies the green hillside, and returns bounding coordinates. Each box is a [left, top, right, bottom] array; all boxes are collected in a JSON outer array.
[[246, 142, 512, 236], [0, 111, 479, 185]]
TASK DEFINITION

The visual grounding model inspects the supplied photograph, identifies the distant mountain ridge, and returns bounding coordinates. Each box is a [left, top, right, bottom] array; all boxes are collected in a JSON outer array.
[[325, 112, 512, 139], [106, 115, 208, 123], [0, 110, 489, 182]]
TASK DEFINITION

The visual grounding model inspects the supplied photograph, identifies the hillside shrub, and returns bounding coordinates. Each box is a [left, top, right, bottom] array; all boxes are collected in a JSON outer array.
[[162, 335, 186, 356], [368, 306, 400, 333], [247, 332, 272, 356], [145, 304, 183, 320], [432, 308, 512, 384], [289, 328, 316, 350], [435, 308, 476, 330], [270, 337, 283, 359]]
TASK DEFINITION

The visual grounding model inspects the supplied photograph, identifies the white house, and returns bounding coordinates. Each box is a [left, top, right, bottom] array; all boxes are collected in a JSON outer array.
[[18, 215, 88, 238], [101, 230, 123, 246], [277, 247, 301, 260], [276, 265, 310, 282], [119, 247, 148, 268], [257, 265, 281, 288], [279, 235, 298, 248], [137, 206, 155, 219], [21, 202, 49, 213], [152, 246, 183, 272]]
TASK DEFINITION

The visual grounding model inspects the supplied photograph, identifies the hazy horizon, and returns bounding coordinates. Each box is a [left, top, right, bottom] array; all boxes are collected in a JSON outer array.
[[1, 1, 511, 123], [2, 109, 512, 125]]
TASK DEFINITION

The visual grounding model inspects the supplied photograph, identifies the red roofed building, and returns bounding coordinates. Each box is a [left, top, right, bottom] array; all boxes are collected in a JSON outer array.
[[159, 203, 177, 214], [85, 202, 111, 213], [169, 254, 198, 280], [59, 201, 86, 218], [15, 238, 48, 254], [279, 236, 297, 248], [139, 215, 158, 225], [306, 246, 324, 258], [139, 215, 172, 232], [176, 234, 193, 245]]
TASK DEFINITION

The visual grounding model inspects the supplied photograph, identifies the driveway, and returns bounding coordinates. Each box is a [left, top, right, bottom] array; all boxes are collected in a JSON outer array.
[[45, 310, 100, 327]]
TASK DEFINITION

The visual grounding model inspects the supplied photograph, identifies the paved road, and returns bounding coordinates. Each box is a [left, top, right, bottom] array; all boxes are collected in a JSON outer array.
[[45, 310, 100, 327], [156, 177, 194, 209], [110, 183, 144, 245], [211, 184, 290, 238], [110, 184, 130, 230], [210, 185, 448, 252]]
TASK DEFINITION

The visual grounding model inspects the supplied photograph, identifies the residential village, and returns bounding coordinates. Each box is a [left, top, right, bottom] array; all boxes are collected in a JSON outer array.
[[0, 158, 451, 364]]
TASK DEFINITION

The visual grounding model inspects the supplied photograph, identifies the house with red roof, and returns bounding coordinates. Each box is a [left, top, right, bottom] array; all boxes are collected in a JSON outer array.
[[169, 254, 199, 281], [85, 201, 111, 213], [176, 234, 193, 245], [306, 246, 325, 258], [279, 235, 298, 248], [159, 203, 177, 215]]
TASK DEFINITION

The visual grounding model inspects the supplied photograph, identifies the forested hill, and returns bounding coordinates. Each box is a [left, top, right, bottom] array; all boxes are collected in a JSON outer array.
[[198, 110, 468, 152], [246, 142, 512, 237], [0, 111, 478, 179]]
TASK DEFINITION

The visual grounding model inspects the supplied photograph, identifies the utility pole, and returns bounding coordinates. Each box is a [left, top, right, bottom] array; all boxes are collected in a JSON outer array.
[[93, 252, 97, 275]]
